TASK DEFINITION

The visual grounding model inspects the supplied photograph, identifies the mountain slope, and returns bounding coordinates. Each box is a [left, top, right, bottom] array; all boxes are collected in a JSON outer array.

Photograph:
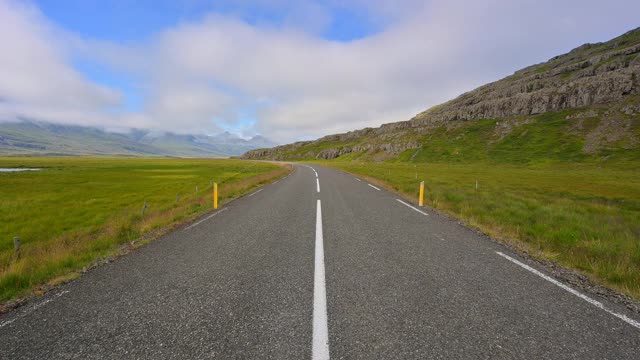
[[0, 121, 275, 157], [0, 121, 163, 157], [242, 27, 640, 163], [137, 132, 276, 157], [237, 27, 640, 303]]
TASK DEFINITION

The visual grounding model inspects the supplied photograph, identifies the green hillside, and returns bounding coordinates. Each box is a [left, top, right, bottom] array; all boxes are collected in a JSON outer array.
[[241, 27, 640, 299], [243, 27, 640, 164], [244, 100, 640, 165]]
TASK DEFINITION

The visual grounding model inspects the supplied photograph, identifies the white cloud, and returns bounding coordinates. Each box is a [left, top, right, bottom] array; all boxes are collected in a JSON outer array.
[[0, 0, 121, 124], [1, 0, 640, 143]]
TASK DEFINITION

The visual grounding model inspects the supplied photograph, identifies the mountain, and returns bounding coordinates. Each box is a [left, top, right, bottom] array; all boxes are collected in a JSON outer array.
[[242, 27, 640, 163], [133, 131, 275, 157], [0, 121, 275, 157]]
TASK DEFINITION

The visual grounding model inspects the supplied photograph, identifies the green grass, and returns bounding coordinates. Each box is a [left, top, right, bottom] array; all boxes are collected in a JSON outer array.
[[264, 101, 640, 164], [410, 113, 591, 163], [246, 103, 640, 299], [315, 160, 640, 299], [0, 157, 288, 302]]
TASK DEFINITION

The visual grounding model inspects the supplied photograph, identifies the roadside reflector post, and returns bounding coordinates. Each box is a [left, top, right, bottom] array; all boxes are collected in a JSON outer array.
[[419, 181, 425, 207], [141, 201, 147, 216], [213, 183, 218, 209], [13, 236, 20, 252]]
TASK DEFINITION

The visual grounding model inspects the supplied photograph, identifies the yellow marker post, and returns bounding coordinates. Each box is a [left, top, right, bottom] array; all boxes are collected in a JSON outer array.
[[419, 181, 425, 207], [213, 182, 218, 209]]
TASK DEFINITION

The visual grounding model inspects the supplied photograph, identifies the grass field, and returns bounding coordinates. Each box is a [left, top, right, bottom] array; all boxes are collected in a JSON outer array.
[[317, 160, 640, 299], [257, 104, 640, 299], [0, 157, 288, 303]]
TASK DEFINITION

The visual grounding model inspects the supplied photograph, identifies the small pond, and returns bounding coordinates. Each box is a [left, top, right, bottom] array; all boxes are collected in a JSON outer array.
[[0, 168, 41, 172]]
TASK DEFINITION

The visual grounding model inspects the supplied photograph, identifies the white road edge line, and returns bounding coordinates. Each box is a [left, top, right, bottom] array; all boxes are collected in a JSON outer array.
[[273, 180, 279, 184], [0, 319, 16, 328], [248, 189, 263, 197], [0, 290, 70, 328], [185, 208, 228, 230], [396, 199, 429, 216], [496, 251, 640, 330], [355, 178, 361, 182], [313, 200, 330, 360], [316, 178, 321, 193], [367, 183, 381, 191]]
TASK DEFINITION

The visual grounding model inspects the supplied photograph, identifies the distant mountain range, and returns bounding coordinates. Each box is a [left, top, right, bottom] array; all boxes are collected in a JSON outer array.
[[0, 120, 275, 157]]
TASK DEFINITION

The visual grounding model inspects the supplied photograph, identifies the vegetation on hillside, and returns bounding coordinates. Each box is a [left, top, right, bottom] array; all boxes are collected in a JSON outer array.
[[282, 105, 640, 299], [243, 26, 640, 163], [238, 38, 640, 299], [245, 101, 640, 163]]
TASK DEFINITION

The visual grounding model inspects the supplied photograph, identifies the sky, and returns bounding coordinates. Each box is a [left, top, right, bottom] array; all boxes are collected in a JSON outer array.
[[0, 0, 639, 143]]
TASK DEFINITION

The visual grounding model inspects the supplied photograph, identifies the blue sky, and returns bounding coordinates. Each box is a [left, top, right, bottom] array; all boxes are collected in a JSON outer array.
[[34, 1, 381, 42], [1, 0, 640, 142], [30, 0, 385, 138]]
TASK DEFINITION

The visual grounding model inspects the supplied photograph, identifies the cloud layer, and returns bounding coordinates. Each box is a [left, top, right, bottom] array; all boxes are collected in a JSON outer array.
[[1, 0, 640, 143]]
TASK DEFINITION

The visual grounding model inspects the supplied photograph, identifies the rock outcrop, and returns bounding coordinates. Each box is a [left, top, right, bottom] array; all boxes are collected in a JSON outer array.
[[412, 28, 640, 126], [243, 27, 640, 161]]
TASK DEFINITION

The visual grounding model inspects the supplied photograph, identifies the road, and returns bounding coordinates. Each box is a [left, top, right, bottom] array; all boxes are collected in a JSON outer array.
[[1, 164, 639, 359]]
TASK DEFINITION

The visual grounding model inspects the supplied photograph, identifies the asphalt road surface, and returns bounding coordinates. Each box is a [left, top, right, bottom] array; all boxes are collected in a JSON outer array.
[[1, 164, 639, 359]]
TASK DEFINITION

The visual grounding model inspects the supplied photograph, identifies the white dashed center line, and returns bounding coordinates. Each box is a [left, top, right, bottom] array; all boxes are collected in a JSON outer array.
[[367, 183, 381, 191], [312, 200, 330, 359]]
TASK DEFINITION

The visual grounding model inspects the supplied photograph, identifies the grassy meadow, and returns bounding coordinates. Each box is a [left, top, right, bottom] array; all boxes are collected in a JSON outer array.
[[317, 160, 640, 298], [267, 105, 640, 299], [0, 157, 289, 303]]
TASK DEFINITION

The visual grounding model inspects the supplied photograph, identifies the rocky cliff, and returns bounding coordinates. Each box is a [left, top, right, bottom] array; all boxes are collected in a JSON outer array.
[[413, 28, 640, 125], [243, 27, 640, 161]]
